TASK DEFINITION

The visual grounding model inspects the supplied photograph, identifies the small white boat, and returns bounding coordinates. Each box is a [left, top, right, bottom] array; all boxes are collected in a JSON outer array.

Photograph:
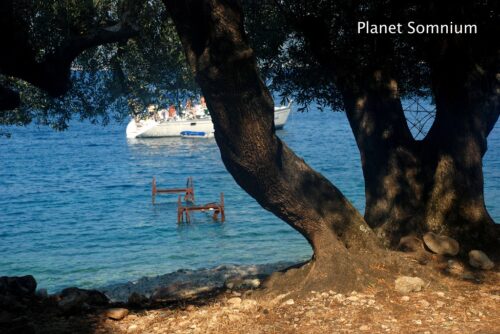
[[126, 101, 292, 139]]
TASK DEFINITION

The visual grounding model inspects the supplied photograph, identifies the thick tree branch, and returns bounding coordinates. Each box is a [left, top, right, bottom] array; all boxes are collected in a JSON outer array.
[[0, 85, 20, 111], [0, 0, 143, 110]]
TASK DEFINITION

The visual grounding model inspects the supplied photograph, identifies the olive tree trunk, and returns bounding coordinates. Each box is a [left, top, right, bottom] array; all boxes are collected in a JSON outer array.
[[290, 9, 499, 251], [164, 0, 383, 293], [342, 73, 498, 251]]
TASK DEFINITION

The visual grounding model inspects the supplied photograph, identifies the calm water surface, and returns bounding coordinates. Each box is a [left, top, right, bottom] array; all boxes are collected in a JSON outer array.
[[1, 110, 498, 292]]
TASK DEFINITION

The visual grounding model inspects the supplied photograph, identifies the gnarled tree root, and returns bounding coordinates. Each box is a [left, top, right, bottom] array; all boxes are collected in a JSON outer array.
[[255, 249, 402, 299]]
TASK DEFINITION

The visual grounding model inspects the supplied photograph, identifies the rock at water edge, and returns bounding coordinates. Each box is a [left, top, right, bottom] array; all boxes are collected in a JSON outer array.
[[0, 275, 37, 297]]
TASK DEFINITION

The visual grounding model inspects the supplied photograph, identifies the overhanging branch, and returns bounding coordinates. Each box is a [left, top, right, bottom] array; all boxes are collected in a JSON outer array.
[[0, 0, 144, 111]]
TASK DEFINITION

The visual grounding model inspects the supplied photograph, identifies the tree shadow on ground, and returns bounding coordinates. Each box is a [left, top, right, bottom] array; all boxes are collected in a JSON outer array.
[[2, 287, 228, 334]]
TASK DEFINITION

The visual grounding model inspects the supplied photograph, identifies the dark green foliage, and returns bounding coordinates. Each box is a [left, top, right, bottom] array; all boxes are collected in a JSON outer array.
[[1, 0, 195, 130], [0, 0, 498, 130]]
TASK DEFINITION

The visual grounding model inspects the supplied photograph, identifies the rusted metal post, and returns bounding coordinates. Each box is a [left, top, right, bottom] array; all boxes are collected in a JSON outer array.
[[220, 192, 225, 222], [177, 195, 182, 224], [153, 177, 195, 204], [184, 177, 195, 203], [191, 177, 195, 202], [152, 177, 157, 204], [159, 179, 225, 224]]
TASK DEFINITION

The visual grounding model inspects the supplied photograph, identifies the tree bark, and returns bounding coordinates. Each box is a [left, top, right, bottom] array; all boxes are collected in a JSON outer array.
[[165, 0, 383, 293], [283, 7, 498, 251], [420, 38, 499, 250], [342, 70, 498, 250], [339, 74, 427, 247]]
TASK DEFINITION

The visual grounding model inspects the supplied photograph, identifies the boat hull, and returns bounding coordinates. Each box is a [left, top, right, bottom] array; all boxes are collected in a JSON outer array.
[[274, 106, 291, 129], [126, 105, 291, 138]]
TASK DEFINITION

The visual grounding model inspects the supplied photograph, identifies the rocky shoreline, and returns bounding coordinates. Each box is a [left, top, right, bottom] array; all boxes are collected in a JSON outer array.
[[1, 251, 498, 334], [0, 262, 295, 333], [100, 262, 295, 303]]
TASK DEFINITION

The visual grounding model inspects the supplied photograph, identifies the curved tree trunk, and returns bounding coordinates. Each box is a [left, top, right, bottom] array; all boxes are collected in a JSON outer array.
[[164, 0, 383, 293]]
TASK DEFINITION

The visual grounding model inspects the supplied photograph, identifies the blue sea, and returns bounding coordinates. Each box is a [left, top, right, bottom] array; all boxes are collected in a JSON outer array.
[[1, 110, 498, 293]]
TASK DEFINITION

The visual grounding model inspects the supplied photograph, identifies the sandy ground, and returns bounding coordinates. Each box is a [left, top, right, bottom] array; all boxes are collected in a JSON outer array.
[[26, 269, 499, 334]]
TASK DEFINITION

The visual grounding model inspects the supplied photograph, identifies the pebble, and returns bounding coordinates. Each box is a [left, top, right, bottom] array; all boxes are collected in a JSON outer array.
[[447, 260, 465, 275], [468, 250, 494, 270], [227, 297, 242, 306], [106, 308, 129, 320], [127, 324, 138, 332], [423, 232, 459, 256], [419, 300, 430, 308], [395, 276, 425, 293], [227, 314, 242, 321], [305, 310, 315, 317], [359, 325, 370, 331], [282, 299, 295, 306], [401, 296, 410, 302], [333, 294, 344, 301], [240, 299, 257, 310], [398, 235, 423, 252]]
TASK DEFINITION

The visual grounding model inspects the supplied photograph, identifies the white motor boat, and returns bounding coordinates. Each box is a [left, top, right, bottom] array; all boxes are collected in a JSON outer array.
[[126, 101, 292, 139]]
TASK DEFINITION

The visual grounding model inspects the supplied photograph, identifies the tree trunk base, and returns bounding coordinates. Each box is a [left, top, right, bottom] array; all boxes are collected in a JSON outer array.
[[257, 249, 394, 298]]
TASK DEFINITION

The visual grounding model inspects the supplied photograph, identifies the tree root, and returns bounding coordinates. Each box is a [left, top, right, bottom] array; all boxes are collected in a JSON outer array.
[[255, 249, 395, 299]]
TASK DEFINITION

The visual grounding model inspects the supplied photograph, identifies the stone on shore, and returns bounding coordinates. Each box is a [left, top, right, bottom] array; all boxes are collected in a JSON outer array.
[[395, 276, 425, 293], [468, 250, 494, 270], [127, 292, 148, 307], [240, 299, 258, 310], [58, 287, 109, 313], [35, 288, 48, 299], [398, 235, 423, 252], [225, 278, 261, 290], [106, 308, 129, 320], [227, 297, 242, 306], [0, 275, 37, 297], [423, 232, 459, 256]]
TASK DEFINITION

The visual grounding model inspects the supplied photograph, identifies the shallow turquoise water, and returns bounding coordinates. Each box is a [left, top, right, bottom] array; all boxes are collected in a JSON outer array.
[[1, 110, 498, 292]]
